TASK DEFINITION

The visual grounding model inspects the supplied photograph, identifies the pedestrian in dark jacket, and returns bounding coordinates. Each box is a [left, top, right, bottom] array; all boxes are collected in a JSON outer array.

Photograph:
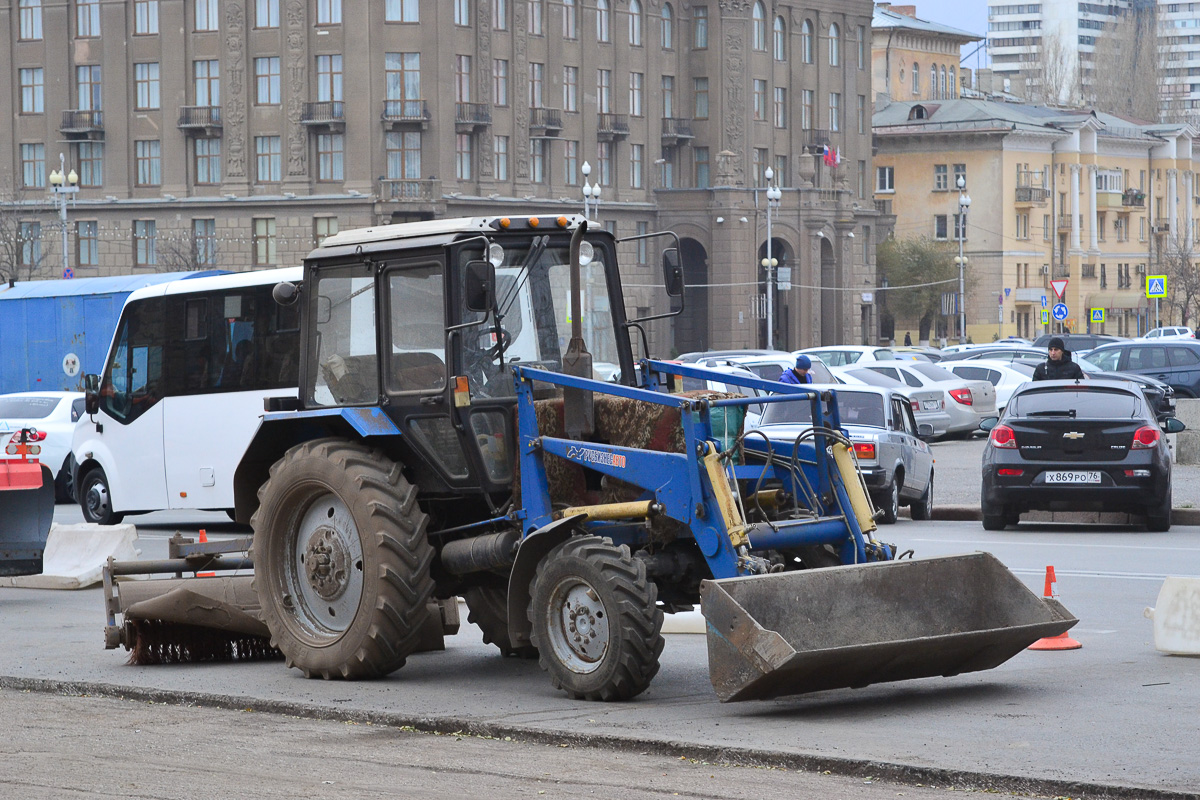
[[780, 354, 814, 384], [1033, 337, 1085, 381]]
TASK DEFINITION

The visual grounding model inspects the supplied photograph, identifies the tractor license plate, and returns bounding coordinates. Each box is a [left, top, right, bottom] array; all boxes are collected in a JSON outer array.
[[922, 399, 940, 410], [1044, 471, 1101, 484]]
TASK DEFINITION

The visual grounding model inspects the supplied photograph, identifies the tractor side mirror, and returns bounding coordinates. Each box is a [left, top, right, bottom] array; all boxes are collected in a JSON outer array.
[[465, 260, 496, 313], [662, 248, 683, 297], [84, 373, 100, 416], [272, 281, 300, 306]]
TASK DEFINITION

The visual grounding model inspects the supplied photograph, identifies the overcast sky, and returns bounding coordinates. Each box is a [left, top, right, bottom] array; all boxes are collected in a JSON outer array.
[[902, 0, 991, 67]]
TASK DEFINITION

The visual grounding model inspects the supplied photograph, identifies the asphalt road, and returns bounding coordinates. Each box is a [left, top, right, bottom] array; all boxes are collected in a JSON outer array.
[[2, 506, 1198, 799]]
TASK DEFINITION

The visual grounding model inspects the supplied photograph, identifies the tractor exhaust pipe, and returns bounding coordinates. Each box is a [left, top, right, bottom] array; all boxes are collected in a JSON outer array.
[[562, 221, 594, 439]]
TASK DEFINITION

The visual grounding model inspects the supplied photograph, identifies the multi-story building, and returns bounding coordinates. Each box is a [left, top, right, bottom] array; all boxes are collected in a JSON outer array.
[[874, 97, 1198, 342], [871, 3, 980, 103], [0, 0, 880, 354]]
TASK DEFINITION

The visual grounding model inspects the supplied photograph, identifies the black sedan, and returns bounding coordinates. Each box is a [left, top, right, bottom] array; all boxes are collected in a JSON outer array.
[[980, 380, 1185, 532]]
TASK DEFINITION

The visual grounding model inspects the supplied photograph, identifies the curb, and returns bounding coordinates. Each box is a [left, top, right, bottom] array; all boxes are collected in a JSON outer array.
[[921, 505, 1200, 525]]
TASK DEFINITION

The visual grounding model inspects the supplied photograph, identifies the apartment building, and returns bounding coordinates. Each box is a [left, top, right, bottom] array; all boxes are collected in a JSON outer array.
[[874, 98, 1198, 342], [871, 3, 980, 102], [0, 0, 881, 353]]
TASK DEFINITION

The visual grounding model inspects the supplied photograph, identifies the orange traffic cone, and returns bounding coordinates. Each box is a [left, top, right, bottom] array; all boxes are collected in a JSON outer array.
[[197, 529, 216, 577], [1028, 565, 1082, 650]]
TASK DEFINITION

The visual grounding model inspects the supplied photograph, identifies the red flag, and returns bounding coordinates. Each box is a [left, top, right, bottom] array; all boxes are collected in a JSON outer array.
[[823, 145, 834, 167]]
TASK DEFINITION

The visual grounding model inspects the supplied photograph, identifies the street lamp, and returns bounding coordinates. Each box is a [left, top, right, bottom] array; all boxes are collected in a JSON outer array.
[[955, 175, 971, 343], [761, 166, 782, 350], [48, 153, 79, 280], [581, 161, 601, 219]]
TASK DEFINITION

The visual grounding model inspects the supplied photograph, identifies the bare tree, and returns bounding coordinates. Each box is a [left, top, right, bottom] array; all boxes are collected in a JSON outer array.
[[876, 236, 963, 343], [1089, 5, 1163, 121], [1027, 28, 1082, 107], [156, 226, 220, 273], [0, 181, 54, 284], [1158, 230, 1200, 327]]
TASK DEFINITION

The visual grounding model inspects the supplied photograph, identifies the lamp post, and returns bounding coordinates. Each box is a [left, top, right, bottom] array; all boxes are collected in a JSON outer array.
[[581, 161, 601, 219], [955, 175, 971, 343], [761, 166, 781, 350], [48, 153, 79, 279]]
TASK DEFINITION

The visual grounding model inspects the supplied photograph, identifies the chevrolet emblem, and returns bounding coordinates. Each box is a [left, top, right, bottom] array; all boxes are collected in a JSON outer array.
[[1063, 431, 1086, 440]]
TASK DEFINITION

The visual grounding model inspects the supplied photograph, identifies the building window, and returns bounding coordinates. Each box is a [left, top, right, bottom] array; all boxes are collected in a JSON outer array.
[[1016, 213, 1029, 239], [134, 220, 157, 266], [255, 0, 279, 27], [751, 2, 766, 50], [316, 55, 343, 102], [316, 0, 341, 24], [77, 221, 98, 267], [773, 16, 786, 60], [1043, 214, 1051, 242], [828, 23, 840, 66], [856, 95, 866, 134], [597, 141, 613, 186], [454, 0, 469, 26], [953, 163, 966, 187], [456, 134, 472, 179], [828, 92, 841, 132], [753, 148, 767, 187], [596, 0, 611, 42], [597, 69, 612, 113], [753, 80, 766, 120], [857, 160, 866, 197], [195, 0, 218, 31], [255, 58, 280, 104], [694, 77, 709, 118], [694, 146, 709, 188], [531, 139, 546, 183], [801, 19, 813, 63], [774, 155, 788, 186], [630, 143, 644, 188], [77, 0, 100, 36], [529, 62, 544, 107], [135, 63, 161, 110], [562, 0, 576, 38], [564, 140, 579, 184], [317, 133, 344, 181], [194, 218, 217, 265], [934, 215, 948, 240], [309, 217, 336, 249], [801, 89, 813, 129], [385, 52, 421, 110], [135, 140, 161, 186], [77, 142, 103, 186], [20, 144, 45, 188], [662, 75, 674, 116], [954, 213, 966, 240], [195, 60, 220, 106], [385, 131, 421, 179], [934, 164, 947, 190], [877, 165, 894, 192], [563, 66, 578, 111], [629, 0, 642, 45], [774, 87, 787, 128], [629, 72, 644, 116], [662, 153, 674, 188], [77, 65, 102, 111], [661, 3, 673, 48], [857, 25, 866, 69], [528, 0, 543, 34], [494, 135, 509, 180], [912, 62, 920, 94], [493, 60, 509, 106], [255, 135, 281, 182], [493, 0, 507, 30], [135, 0, 159, 33], [253, 218, 276, 266], [19, 0, 43, 40], [693, 5, 708, 48], [19, 68, 44, 113], [195, 138, 221, 184], [455, 56, 471, 103], [19, 222, 41, 268], [385, 0, 417, 21]]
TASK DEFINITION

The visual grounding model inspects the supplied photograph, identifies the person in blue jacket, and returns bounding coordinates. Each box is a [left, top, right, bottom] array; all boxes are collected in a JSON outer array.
[[779, 354, 814, 384]]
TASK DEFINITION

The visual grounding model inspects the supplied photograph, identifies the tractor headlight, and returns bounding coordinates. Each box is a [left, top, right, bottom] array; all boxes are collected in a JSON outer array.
[[578, 240, 594, 266], [488, 243, 505, 267]]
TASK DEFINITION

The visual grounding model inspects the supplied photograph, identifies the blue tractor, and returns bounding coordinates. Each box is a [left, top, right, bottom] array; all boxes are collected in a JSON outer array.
[[102, 216, 1075, 702]]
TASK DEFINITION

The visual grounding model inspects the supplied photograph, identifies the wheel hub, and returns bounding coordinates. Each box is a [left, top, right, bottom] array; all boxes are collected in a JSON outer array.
[[304, 525, 351, 601], [555, 584, 608, 667], [87, 483, 109, 516]]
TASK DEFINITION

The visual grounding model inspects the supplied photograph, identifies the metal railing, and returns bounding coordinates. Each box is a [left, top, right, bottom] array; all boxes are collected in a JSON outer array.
[[178, 106, 221, 128], [380, 178, 440, 201], [598, 113, 630, 135], [1015, 186, 1049, 203], [61, 109, 103, 132], [455, 102, 491, 125], [875, 198, 893, 215], [661, 117, 694, 138], [382, 99, 429, 122], [803, 128, 831, 150], [529, 107, 563, 130], [1052, 264, 1070, 278], [1122, 192, 1146, 207], [300, 101, 344, 124]]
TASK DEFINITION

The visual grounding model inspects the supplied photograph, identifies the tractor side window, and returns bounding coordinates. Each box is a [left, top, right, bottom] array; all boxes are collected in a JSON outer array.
[[387, 264, 447, 394], [100, 299, 166, 424], [310, 267, 379, 407]]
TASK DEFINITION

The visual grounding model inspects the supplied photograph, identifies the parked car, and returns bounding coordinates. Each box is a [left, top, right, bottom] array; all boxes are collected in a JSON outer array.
[[676, 349, 782, 363], [1139, 326, 1195, 341], [1081, 340, 1200, 397], [754, 385, 935, 524], [980, 380, 1185, 531], [1031, 333, 1124, 353], [887, 347, 937, 362], [856, 361, 998, 436], [673, 364, 771, 427], [0, 391, 85, 502], [943, 359, 1034, 412], [693, 353, 837, 385], [1074, 358, 1177, 420], [831, 366, 952, 437], [940, 346, 1047, 363], [795, 345, 896, 367]]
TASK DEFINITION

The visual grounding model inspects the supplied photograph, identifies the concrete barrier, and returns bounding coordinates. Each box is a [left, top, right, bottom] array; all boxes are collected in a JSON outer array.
[[1144, 577, 1200, 655], [0, 523, 140, 590], [1174, 398, 1200, 465]]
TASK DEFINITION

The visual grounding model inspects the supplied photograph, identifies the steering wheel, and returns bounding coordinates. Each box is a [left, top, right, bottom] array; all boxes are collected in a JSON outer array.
[[487, 327, 513, 359]]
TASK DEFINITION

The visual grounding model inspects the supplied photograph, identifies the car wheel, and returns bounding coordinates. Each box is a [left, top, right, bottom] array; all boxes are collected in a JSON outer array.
[[54, 454, 76, 504], [79, 467, 124, 525], [909, 473, 933, 521], [981, 498, 1007, 531], [1146, 488, 1171, 532], [877, 479, 900, 525]]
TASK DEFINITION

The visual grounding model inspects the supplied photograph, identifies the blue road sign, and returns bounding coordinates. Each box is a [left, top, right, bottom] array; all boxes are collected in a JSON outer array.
[[1004, 288, 1011, 297], [1052, 303, 1068, 321], [62, 267, 73, 279], [1146, 276, 1167, 298], [1041, 295, 1048, 308]]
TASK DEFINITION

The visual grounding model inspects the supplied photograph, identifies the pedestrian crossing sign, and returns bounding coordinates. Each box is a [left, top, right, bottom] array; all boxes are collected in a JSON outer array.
[[1146, 275, 1168, 298], [1090, 308, 1105, 323], [1041, 309, 1049, 324]]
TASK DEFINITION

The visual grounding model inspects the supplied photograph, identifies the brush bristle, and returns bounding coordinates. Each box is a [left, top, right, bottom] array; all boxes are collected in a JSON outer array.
[[126, 618, 282, 665]]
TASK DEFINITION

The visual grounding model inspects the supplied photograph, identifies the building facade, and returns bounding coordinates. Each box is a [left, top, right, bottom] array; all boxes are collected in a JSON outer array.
[[1, 0, 881, 354], [871, 3, 979, 103]]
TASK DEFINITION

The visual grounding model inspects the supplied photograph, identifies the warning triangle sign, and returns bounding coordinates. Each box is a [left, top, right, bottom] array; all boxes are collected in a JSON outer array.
[[1051, 279, 1068, 299]]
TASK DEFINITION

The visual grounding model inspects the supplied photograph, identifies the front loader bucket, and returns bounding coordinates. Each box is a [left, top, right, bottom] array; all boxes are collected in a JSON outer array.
[[700, 552, 1077, 702], [0, 464, 54, 578]]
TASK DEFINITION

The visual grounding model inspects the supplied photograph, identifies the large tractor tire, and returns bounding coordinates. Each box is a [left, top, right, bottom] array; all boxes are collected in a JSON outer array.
[[79, 466, 123, 525], [529, 535, 663, 701], [250, 438, 435, 680], [463, 584, 538, 659]]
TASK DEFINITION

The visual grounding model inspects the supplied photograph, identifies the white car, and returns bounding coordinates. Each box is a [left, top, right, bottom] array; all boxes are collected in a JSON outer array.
[[1139, 326, 1195, 341], [831, 366, 952, 437], [942, 359, 1034, 413], [0, 391, 85, 502], [856, 361, 997, 436], [795, 345, 897, 367], [697, 353, 837, 384]]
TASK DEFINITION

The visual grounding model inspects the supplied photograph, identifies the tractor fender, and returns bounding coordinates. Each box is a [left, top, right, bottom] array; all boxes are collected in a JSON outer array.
[[506, 516, 585, 649]]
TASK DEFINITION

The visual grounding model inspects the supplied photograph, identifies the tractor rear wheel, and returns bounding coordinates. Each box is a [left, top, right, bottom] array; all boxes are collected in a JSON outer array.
[[463, 584, 538, 658], [251, 438, 434, 680], [529, 535, 663, 701]]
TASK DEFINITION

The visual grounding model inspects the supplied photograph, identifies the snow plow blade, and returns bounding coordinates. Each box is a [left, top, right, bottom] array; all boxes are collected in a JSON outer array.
[[0, 463, 54, 578], [700, 552, 1078, 703]]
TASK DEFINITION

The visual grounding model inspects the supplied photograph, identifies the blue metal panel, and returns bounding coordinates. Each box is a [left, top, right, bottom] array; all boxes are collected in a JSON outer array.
[[263, 406, 402, 438]]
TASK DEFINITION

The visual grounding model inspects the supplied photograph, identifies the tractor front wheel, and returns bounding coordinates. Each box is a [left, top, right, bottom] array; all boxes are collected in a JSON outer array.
[[464, 584, 538, 659]]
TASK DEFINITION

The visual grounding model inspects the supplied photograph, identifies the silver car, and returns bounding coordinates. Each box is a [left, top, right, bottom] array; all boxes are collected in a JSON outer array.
[[858, 361, 997, 436], [756, 385, 935, 525]]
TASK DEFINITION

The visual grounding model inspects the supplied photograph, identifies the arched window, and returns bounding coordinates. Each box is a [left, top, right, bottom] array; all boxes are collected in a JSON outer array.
[[828, 22, 840, 66], [912, 62, 920, 94], [949, 66, 957, 97], [801, 19, 813, 64], [940, 65, 947, 99], [930, 64, 937, 98], [773, 16, 786, 60], [661, 3, 672, 49], [597, 0, 611, 43], [752, 2, 766, 51], [629, 0, 642, 45]]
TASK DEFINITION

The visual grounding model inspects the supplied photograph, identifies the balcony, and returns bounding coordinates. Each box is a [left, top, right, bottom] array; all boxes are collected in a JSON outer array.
[[455, 102, 491, 132], [300, 100, 345, 131], [597, 113, 630, 140], [1014, 186, 1049, 205], [1094, 191, 1126, 210], [1155, 221, 1171, 234], [803, 128, 831, 151], [60, 109, 103, 138], [1057, 214, 1074, 231], [380, 178, 441, 203], [529, 107, 563, 134], [1081, 263, 1096, 279], [1122, 190, 1146, 208], [382, 99, 430, 130], [874, 198, 893, 215], [1052, 263, 1070, 279], [177, 106, 222, 134], [661, 117, 695, 146]]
